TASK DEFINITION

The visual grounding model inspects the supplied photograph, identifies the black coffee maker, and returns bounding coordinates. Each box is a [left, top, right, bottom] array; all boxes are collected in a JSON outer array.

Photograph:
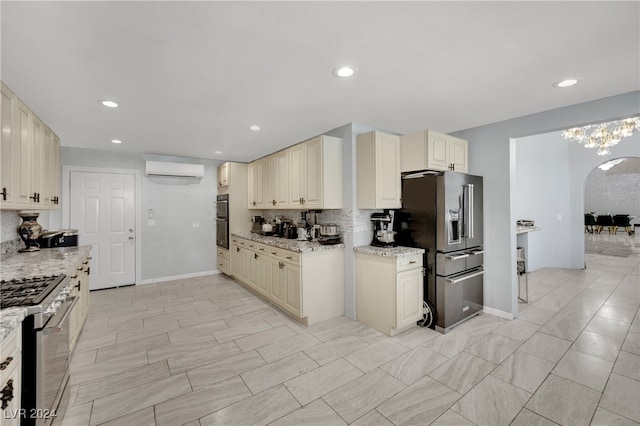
[[371, 210, 397, 247]]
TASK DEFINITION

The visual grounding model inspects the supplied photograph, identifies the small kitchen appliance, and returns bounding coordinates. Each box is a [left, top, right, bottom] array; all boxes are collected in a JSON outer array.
[[318, 223, 341, 245], [37, 230, 65, 248], [371, 211, 397, 248], [251, 216, 263, 233]]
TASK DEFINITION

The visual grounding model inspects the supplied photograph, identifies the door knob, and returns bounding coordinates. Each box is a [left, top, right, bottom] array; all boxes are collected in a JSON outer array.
[[129, 228, 134, 233], [129, 236, 134, 240]]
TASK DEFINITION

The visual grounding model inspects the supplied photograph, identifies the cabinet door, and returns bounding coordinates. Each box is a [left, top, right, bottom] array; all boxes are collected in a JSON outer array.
[[375, 133, 401, 208], [48, 131, 60, 208], [247, 162, 256, 208], [0, 356, 21, 426], [270, 259, 285, 306], [304, 137, 322, 208], [232, 244, 243, 278], [276, 149, 289, 207], [427, 131, 449, 170], [449, 136, 468, 173], [249, 251, 261, 289], [16, 99, 32, 207], [283, 262, 302, 317], [219, 162, 229, 187], [289, 144, 306, 207], [258, 254, 272, 296], [1, 83, 17, 208], [240, 247, 251, 284], [31, 116, 45, 208], [68, 269, 81, 351], [265, 154, 278, 208], [254, 158, 266, 208], [396, 268, 423, 329]]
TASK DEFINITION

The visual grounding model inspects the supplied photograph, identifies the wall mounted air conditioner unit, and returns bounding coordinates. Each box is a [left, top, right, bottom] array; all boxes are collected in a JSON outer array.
[[145, 161, 205, 179]]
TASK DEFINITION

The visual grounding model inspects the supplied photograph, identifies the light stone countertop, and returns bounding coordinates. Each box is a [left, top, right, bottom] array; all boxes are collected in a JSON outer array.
[[232, 232, 344, 253], [354, 245, 425, 258], [1, 245, 91, 343], [0, 307, 27, 341]]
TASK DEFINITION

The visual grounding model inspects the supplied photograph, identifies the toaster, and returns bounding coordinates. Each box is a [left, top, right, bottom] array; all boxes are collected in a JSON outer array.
[[37, 231, 64, 248]]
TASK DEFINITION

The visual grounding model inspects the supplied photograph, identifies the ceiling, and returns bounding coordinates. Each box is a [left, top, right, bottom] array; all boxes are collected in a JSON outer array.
[[1, 1, 639, 163]]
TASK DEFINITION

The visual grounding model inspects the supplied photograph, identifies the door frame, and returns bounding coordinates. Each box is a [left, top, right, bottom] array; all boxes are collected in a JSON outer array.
[[62, 165, 142, 285]]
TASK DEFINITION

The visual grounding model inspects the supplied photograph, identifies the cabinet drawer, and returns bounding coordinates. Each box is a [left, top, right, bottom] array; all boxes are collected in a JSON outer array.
[[218, 257, 230, 275], [397, 254, 422, 272], [280, 250, 300, 265], [217, 248, 230, 260], [0, 327, 20, 384]]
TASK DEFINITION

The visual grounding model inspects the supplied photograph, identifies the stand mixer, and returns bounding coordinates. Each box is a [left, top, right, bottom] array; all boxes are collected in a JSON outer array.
[[371, 210, 397, 247]]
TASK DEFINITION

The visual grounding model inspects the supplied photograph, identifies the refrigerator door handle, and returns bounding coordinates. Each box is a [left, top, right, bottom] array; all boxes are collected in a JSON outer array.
[[462, 184, 475, 239], [445, 253, 469, 260], [445, 270, 484, 284], [466, 249, 485, 255]]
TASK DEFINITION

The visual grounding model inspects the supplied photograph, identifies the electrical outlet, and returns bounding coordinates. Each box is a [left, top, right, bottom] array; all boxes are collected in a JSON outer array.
[[193, 223, 200, 228], [147, 219, 156, 227], [557, 214, 562, 221]]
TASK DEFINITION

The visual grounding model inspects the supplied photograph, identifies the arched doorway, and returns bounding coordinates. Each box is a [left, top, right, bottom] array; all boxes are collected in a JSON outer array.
[[583, 157, 640, 263]]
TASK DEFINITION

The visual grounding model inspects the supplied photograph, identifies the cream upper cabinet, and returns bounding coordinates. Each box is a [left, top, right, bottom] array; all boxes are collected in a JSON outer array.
[[0, 82, 60, 210], [401, 130, 468, 173], [1, 83, 18, 208], [276, 149, 289, 207], [265, 154, 278, 208], [356, 131, 401, 209], [298, 135, 343, 209], [218, 162, 229, 188], [248, 158, 267, 209], [288, 143, 306, 207], [355, 252, 424, 336]]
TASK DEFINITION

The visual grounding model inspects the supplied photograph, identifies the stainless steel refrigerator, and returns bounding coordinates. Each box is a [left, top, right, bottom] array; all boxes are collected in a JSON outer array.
[[396, 171, 484, 333]]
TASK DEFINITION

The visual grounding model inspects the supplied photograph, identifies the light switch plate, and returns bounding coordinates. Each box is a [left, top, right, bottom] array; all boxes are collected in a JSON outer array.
[[147, 219, 156, 227], [193, 223, 200, 228]]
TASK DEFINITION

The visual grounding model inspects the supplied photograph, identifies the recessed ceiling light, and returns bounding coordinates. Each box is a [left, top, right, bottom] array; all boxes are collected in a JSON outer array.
[[332, 66, 357, 78], [249, 125, 261, 131], [111, 139, 122, 144], [214, 150, 223, 155], [554, 79, 578, 88], [100, 99, 119, 108]]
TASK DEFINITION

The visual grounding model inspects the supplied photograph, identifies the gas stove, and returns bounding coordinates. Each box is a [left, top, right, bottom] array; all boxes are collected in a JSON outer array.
[[0, 275, 70, 325]]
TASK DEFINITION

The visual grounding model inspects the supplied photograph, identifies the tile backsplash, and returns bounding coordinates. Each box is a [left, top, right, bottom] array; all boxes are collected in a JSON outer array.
[[1, 210, 22, 258], [260, 209, 381, 233]]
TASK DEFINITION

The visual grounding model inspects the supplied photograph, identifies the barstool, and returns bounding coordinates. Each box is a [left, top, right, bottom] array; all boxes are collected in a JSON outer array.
[[517, 246, 528, 303]]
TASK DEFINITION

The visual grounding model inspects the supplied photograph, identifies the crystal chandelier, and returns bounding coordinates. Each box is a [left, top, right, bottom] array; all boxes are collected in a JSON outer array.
[[561, 116, 640, 155]]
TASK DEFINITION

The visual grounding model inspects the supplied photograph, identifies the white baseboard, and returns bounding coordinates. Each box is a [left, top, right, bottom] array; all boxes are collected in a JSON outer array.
[[483, 306, 514, 321], [138, 270, 219, 285]]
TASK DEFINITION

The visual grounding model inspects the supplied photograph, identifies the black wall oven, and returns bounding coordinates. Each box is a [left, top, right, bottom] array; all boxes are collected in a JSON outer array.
[[216, 194, 229, 249]]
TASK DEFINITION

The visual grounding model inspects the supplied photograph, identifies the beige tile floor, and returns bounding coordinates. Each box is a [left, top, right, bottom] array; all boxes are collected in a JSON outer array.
[[63, 233, 640, 425]]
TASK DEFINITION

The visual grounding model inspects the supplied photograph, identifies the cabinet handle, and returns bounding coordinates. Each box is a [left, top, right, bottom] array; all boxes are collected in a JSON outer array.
[[236, 247, 240, 252], [249, 244, 254, 248], [271, 251, 277, 255], [30, 192, 38, 202], [279, 262, 284, 269], [70, 274, 78, 279], [1, 379, 13, 410], [252, 201, 256, 206], [409, 260, 417, 264], [254, 253, 258, 259], [259, 248, 265, 251], [77, 266, 83, 271], [0, 357, 13, 370], [272, 200, 276, 205], [1, 187, 6, 201], [286, 255, 292, 260], [75, 280, 81, 291]]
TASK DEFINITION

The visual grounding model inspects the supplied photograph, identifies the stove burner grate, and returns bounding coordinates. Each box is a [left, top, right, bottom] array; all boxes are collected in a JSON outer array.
[[0, 275, 66, 309]]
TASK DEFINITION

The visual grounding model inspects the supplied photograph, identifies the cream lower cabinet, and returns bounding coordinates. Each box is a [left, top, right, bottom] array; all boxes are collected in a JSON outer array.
[[355, 252, 424, 336], [217, 247, 231, 275], [400, 129, 468, 174], [69, 255, 91, 352], [0, 326, 21, 426], [230, 236, 343, 325]]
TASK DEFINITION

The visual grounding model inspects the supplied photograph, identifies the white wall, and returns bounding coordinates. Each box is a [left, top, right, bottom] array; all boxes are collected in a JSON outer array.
[[452, 90, 640, 318], [515, 131, 640, 271], [585, 162, 640, 219], [59, 147, 222, 282]]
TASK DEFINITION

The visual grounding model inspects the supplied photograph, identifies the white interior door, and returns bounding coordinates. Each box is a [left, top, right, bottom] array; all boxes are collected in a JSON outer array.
[[70, 171, 136, 290]]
